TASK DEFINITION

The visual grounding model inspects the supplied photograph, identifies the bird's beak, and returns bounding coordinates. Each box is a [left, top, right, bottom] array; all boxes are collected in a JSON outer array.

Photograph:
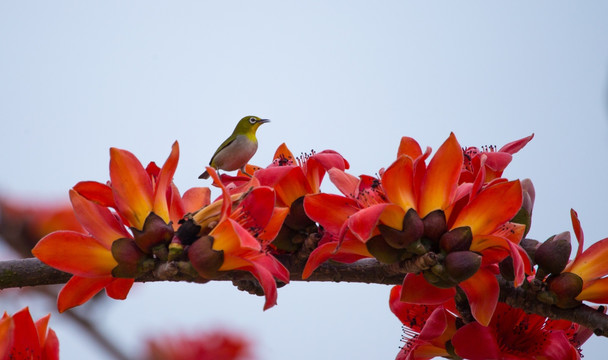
[[258, 119, 270, 124]]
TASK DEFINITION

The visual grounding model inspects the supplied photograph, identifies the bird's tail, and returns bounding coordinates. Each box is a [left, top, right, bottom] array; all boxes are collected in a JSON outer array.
[[198, 171, 210, 179]]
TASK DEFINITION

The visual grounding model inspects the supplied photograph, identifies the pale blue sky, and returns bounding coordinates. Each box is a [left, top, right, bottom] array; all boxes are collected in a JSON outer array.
[[2, 2, 608, 359]]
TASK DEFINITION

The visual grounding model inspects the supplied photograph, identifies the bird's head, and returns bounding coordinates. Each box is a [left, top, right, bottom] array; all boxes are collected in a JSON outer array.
[[235, 116, 270, 135]]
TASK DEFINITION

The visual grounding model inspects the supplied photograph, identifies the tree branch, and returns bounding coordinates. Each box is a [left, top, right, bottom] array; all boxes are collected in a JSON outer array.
[[3, 257, 608, 338]]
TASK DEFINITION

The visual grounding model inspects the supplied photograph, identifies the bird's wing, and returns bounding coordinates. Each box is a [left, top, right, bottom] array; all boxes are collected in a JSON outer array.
[[209, 136, 237, 165]]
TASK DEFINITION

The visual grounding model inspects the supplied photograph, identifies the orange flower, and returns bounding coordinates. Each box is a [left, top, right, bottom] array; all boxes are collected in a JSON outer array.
[[303, 134, 531, 325], [562, 209, 608, 304], [0, 307, 59, 360], [188, 168, 290, 310], [33, 142, 209, 312], [255, 143, 349, 207]]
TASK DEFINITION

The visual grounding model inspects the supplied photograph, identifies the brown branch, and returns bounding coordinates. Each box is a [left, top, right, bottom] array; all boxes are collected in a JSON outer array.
[[3, 257, 608, 338]]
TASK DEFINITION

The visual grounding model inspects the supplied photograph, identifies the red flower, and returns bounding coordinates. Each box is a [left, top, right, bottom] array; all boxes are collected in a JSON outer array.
[[452, 302, 586, 360], [562, 209, 608, 304], [33, 142, 209, 312], [189, 168, 290, 310], [144, 329, 255, 360], [389, 286, 457, 360], [0, 307, 59, 360]]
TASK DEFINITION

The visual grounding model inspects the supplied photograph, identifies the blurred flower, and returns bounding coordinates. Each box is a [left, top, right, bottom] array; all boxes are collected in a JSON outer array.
[[188, 168, 290, 310], [143, 329, 255, 360], [0, 307, 59, 360]]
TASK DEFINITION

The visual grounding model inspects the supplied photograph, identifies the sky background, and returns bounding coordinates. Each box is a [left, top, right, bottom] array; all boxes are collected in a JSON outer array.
[[1, 1, 608, 359]]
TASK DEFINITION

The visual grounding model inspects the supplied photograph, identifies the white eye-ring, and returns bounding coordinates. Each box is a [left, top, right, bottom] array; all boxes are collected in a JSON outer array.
[[249, 117, 257, 124]]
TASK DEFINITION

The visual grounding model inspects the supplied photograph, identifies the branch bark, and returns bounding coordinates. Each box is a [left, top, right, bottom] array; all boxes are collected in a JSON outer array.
[[2, 257, 608, 338]]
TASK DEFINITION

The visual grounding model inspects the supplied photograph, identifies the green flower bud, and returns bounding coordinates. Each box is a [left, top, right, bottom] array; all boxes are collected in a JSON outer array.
[[366, 235, 406, 264]]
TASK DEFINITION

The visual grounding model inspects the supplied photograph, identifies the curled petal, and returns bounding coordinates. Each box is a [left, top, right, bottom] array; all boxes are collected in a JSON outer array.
[[73, 181, 116, 208], [256, 166, 310, 206], [570, 208, 584, 259], [348, 203, 404, 242], [302, 233, 371, 279], [57, 276, 113, 312], [498, 133, 534, 154], [33, 231, 117, 277]]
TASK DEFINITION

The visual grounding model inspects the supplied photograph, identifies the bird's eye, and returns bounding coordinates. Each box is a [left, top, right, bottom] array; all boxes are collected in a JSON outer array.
[[248, 117, 257, 124]]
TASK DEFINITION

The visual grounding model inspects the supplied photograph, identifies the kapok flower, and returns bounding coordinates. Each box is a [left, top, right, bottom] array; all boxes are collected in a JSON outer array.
[[451, 302, 587, 360], [460, 134, 534, 184], [33, 142, 209, 312], [389, 285, 457, 360], [188, 168, 290, 310], [559, 209, 608, 304], [304, 134, 531, 325], [0, 307, 59, 360], [255, 143, 349, 208], [144, 329, 255, 360]]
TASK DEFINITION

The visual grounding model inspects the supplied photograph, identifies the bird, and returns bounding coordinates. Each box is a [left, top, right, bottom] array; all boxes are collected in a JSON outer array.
[[198, 115, 270, 179]]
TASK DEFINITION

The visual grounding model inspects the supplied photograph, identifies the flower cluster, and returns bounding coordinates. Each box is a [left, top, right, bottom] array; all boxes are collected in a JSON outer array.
[[19, 132, 608, 359]]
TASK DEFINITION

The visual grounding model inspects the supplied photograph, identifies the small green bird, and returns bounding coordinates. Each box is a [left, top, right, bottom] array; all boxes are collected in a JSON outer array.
[[198, 115, 270, 179]]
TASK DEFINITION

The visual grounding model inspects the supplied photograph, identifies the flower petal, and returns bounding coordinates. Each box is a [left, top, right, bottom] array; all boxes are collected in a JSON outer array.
[[570, 208, 584, 259], [109, 147, 154, 230], [459, 267, 499, 326], [236, 186, 276, 233], [567, 238, 608, 281], [57, 276, 113, 312], [348, 203, 404, 242], [418, 133, 463, 217], [498, 133, 534, 154], [304, 193, 359, 234], [577, 277, 608, 303], [73, 181, 116, 208], [10, 308, 41, 357], [257, 166, 310, 206], [258, 207, 290, 244], [400, 273, 456, 305], [33, 231, 117, 276], [69, 189, 131, 249], [153, 141, 179, 224], [272, 143, 295, 164], [452, 322, 500, 359], [182, 187, 211, 213], [105, 278, 134, 300], [397, 136, 423, 159], [327, 168, 359, 197], [0, 316, 14, 358], [452, 180, 522, 236], [382, 155, 416, 212]]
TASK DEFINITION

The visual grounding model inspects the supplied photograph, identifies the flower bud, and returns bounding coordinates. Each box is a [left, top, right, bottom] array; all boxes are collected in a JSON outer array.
[[519, 238, 540, 264], [422, 210, 447, 241], [111, 238, 149, 278], [547, 272, 583, 309], [535, 231, 571, 275], [444, 251, 482, 283], [499, 256, 515, 282], [439, 226, 473, 253], [366, 235, 405, 264], [378, 208, 423, 249], [168, 239, 184, 261], [188, 235, 224, 278]]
